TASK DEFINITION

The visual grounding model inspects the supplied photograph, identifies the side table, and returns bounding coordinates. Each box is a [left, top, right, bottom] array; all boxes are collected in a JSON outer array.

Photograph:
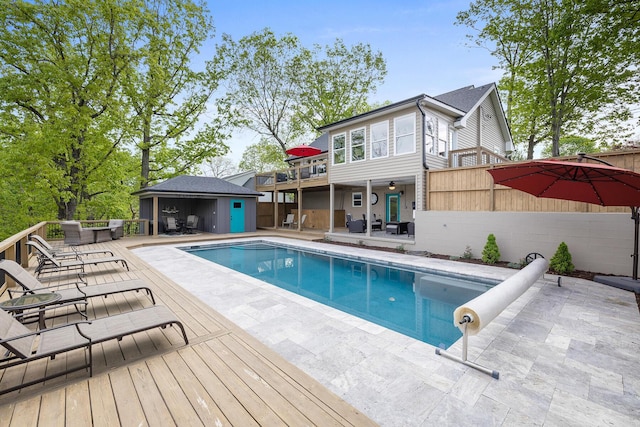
[[0, 293, 62, 329]]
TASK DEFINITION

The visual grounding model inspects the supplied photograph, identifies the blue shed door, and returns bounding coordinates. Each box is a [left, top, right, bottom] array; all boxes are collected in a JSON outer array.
[[230, 199, 245, 233]]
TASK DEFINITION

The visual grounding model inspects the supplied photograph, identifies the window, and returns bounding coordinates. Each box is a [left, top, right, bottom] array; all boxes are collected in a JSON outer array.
[[351, 128, 365, 162], [424, 116, 436, 155], [352, 192, 362, 207], [437, 120, 448, 157], [394, 114, 415, 155], [370, 121, 388, 159], [332, 133, 346, 165]]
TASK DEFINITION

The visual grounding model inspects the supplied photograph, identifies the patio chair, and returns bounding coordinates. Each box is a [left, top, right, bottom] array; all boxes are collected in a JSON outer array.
[[282, 213, 294, 228], [185, 215, 199, 233], [0, 260, 156, 311], [348, 219, 366, 233], [29, 235, 114, 260], [60, 221, 94, 245], [0, 304, 188, 395], [26, 241, 129, 276], [108, 219, 124, 239], [293, 214, 307, 229], [372, 214, 383, 231], [165, 217, 179, 234]]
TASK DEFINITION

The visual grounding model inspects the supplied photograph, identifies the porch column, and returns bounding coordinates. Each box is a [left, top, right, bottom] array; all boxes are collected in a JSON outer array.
[[329, 184, 335, 232], [297, 188, 302, 231], [274, 190, 279, 229], [152, 196, 158, 236], [366, 179, 372, 236]]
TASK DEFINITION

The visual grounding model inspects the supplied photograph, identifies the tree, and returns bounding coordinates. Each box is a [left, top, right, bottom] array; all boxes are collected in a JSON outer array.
[[213, 28, 303, 154], [239, 138, 289, 173], [212, 28, 387, 155], [458, 0, 640, 157], [292, 39, 387, 135], [0, 0, 136, 220], [202, 156, 238, 178], [124, 0, 230, 188], [541, 135, 597, 158]]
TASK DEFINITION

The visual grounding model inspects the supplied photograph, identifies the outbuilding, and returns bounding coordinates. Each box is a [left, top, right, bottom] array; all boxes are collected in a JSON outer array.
[[134, 175, 263, 235]]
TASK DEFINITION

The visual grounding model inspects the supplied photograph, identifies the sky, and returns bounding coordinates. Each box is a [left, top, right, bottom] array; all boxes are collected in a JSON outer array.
[[202, 0, 503, 162]]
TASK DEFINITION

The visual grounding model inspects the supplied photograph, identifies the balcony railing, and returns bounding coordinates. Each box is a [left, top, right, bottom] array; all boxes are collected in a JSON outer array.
[[449, 147, 509, 168], [256, 161, 328, 191]]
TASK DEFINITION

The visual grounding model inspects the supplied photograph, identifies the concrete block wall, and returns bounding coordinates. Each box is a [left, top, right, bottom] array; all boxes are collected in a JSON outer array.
[[413, 211, 634, 276]]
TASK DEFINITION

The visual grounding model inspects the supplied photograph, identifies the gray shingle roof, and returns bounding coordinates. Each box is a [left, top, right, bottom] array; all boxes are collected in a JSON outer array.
[[433, 83, 495, 113], [133, 175, 262, 196]]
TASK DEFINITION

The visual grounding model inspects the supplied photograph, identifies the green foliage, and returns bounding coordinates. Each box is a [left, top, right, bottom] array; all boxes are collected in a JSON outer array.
[[482, 234, 501, 264], [462, 245, 473, 259], [395, 245, 406, 253], [550, 242, 575, 275], [213, 28, 387, 155], [458, 0, 640, 158], [541, 135, 598, 159], [123, 0, 231, 188], [239, 138, 289, 172]]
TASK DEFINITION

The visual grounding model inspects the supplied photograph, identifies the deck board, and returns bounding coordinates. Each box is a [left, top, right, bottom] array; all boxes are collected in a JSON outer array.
[[0, 234, 376, 426]]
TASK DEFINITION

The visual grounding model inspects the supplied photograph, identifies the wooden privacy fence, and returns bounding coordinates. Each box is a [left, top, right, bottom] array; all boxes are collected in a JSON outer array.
[[427, 149, 640, 213]]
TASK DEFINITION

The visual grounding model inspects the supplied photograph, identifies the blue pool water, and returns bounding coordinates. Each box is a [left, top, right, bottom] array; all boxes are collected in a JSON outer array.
[[183, 241, 498, 349]]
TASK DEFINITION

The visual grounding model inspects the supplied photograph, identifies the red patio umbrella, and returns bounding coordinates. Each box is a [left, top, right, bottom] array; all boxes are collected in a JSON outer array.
[[487, 159, 640, 280], [285, 144, 322, 157]]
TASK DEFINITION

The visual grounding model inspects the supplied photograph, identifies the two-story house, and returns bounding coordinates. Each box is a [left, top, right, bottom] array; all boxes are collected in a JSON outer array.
[[255, 82, 512, 242]]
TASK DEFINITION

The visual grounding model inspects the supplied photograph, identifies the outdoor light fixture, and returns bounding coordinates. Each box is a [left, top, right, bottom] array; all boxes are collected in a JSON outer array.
[[388, 181, 395, 190]]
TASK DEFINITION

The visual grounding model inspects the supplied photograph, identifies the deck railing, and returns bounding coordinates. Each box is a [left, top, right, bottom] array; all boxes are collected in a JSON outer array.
[[449, 147, 510, 168], [255, 161, 328, 191]]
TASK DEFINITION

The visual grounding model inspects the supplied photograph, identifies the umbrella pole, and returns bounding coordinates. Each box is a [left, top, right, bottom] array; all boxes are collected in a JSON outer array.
[[633, 207, 639, 281]]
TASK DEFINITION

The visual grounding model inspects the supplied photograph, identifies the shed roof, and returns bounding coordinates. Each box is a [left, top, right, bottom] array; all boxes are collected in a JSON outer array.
[[133, 175, 262, 197]]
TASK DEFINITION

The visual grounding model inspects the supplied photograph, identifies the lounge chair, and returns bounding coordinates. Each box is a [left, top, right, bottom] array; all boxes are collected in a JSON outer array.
[[293, 214, 307, 229], [185, 215, 199, 233], [0, 260, 155, 311], [30, 235, 114, 259], [282, 213, 294, 228], [0, 305, 188, 395], [60, 221, 95, 245], [26, 241, 129, 276]]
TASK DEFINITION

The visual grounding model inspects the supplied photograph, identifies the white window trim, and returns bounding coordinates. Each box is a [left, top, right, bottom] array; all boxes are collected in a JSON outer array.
[[394, 113, 416, 156], [352, 192, 363, 207], [370, 120, 389, 159], [350, 127, 366, 163], [332, 132, 346, 166]]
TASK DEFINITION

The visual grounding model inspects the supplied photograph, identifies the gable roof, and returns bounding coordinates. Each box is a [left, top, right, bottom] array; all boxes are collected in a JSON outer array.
[[433, 83, 496, 113], [133, 175, 262, 197], [223, 170, 256, 188]]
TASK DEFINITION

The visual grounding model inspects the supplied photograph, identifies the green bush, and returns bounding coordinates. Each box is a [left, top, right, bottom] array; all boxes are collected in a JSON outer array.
[[462, 245, 473, 259], [550, 242, 575, 275], [482, 234, 501, 264]]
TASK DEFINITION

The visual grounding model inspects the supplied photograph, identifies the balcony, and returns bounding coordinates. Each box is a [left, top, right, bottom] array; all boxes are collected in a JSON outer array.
[[448, 147, 509, 168], [255, 161, 328, 192]]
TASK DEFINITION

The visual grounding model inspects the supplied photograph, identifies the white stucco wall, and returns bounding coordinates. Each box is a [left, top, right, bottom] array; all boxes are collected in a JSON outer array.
[[413, 211, 634, 276]]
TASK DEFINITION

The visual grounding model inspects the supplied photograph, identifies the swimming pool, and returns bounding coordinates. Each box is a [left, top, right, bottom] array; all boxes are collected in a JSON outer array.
[[183, 241, 498, 349]]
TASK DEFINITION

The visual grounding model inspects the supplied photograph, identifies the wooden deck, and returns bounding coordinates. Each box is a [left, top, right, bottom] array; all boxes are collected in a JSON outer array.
[[0, 232, 376, 426]]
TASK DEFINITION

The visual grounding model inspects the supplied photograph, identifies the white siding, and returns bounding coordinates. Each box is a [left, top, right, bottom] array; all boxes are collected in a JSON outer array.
[[329, 107, 424, 185], [456, 96, 508, 154]]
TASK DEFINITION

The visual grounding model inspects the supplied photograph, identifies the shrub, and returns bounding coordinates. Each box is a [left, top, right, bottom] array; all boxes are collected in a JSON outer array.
[[482, 234, 501, 264], [550, 242, 574, 275], [462, 245, 473, 259], [395, 244, 406, 253]]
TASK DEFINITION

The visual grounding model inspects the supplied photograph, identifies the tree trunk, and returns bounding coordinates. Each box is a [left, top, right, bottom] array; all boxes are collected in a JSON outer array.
[[140, 118, 151, 188]]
